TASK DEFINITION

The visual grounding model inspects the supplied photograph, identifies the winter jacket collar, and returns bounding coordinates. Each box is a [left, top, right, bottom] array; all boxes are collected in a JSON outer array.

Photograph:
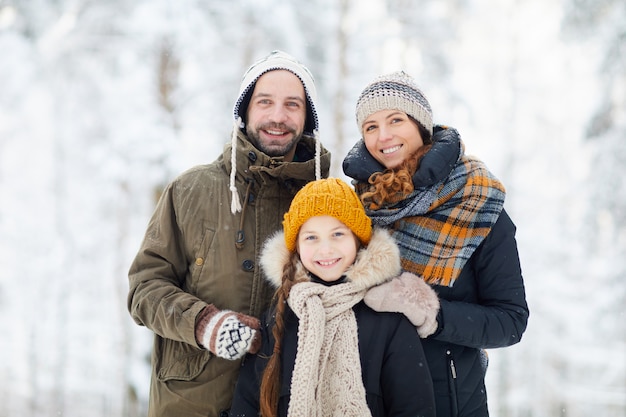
[[224, 130, 331, 184]]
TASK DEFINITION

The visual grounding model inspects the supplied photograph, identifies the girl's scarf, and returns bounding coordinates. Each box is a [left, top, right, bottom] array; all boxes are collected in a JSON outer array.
[[287, 281, 372, 417], [367, 155, 505, 287]]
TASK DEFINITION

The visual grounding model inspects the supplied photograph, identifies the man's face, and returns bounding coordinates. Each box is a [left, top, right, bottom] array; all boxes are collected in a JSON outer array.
[[246, 70, 307, 161]]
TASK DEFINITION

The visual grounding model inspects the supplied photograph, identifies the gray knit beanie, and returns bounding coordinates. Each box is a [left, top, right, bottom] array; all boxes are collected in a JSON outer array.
[[229, 51, 321, 214], [355, 71, 433, 135]]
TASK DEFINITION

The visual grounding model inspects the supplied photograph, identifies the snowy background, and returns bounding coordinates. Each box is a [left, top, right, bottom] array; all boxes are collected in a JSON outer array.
[[0, 0, 624, 416]]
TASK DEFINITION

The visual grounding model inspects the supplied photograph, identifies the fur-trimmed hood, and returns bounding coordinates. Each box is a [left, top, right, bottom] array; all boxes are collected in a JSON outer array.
[[260, 227, 401, 292]]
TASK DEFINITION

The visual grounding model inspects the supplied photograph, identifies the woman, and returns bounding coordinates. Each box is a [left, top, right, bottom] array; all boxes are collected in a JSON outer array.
[[342, 71, 529, 417], [231, 178, 436, 417]]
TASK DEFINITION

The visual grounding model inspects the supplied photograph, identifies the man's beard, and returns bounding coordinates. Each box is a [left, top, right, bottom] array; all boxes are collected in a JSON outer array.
[[246, 122, 302, 157]]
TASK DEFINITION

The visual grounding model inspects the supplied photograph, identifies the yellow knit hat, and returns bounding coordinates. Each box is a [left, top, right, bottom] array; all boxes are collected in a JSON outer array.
[[283, 178, 372, 252]]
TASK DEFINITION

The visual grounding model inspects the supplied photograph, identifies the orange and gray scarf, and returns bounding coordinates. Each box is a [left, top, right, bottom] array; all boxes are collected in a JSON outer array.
[[367, 155, 505, 287]]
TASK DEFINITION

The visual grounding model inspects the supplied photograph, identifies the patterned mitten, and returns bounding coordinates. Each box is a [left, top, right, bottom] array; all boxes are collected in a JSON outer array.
[[195, 305, 261, 360], [364, 272, 440, 338]]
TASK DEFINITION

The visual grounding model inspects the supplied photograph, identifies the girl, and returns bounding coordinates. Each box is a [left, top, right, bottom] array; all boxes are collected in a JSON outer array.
[[231, 178, 436, 417], [342, 71, 529, 417]]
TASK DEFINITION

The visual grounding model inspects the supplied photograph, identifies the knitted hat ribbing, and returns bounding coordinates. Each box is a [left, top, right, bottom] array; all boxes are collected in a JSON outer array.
[[283, 178, 372, 252], [355, 71, 433, 135]]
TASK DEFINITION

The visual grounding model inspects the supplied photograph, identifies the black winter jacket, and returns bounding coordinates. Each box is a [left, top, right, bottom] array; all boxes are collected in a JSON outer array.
[[425, 209, 527, 417], [232, 303, 435, 417], [343, 126, 529, 417]]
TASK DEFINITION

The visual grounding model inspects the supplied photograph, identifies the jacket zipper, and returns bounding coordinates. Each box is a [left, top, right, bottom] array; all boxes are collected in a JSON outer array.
[[447, 349, 459, 417], [449, 351, 457, 379]]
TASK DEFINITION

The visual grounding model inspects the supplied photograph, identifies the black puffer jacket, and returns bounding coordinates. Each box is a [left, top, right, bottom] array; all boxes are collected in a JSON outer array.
[[231, 229, 436, 417], [426, 208, 526, 417], [343, 126, 529, 417], [233, 303, 435, 417]]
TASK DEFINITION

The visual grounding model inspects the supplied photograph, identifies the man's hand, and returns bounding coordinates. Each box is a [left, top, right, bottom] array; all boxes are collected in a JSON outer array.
[[196, 306, 261, 360]]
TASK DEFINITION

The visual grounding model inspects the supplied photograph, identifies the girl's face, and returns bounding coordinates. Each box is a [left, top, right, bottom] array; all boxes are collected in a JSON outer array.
[[362, 110, 424, 169], [297, 215, 359, 283]]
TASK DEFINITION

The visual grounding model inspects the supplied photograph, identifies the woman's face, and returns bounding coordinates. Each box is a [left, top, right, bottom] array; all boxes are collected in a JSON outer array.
[[362, 110, 424, 169], [297, 215, 358, 283]]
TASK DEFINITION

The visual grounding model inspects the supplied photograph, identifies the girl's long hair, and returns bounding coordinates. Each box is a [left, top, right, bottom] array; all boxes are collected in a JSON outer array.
[[259, 252, 300, 417]]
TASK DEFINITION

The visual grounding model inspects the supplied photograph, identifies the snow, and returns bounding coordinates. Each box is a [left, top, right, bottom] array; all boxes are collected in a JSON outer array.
[[1, 1, 624, 416]]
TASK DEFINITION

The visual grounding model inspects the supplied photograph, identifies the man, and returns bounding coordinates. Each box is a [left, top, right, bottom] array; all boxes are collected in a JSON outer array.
[[128, 50, 331, 417]]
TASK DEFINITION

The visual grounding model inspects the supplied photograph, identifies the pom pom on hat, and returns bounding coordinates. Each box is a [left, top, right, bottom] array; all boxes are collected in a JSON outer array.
[[283, 178, 372, 252], [355, 71, 433, 135]]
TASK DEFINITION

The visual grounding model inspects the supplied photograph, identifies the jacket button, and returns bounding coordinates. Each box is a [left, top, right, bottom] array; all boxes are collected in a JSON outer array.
[[195, 257, 204, 266], [242, 259, 254, 271], [248, 151, 257, 162]]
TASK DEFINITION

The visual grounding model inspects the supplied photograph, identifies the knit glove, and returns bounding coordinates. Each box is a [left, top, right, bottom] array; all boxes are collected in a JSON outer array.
[[195, 305, 261, 360], [364, 272, 440, 338]]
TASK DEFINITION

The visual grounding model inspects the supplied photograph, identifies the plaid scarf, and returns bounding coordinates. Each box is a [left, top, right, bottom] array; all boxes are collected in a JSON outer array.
[[365, 155, 505, 287]]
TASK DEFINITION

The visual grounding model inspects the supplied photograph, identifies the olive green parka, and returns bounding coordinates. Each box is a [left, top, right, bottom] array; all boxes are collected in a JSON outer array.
[[128, 130, 330, 417]]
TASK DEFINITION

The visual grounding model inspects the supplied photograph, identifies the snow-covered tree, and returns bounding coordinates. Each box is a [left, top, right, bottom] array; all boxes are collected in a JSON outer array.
[[1, 0, 624, 416]]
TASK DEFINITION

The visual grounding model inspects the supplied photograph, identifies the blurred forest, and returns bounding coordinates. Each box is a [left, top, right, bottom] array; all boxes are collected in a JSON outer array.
[[0, 0, 624, 416]]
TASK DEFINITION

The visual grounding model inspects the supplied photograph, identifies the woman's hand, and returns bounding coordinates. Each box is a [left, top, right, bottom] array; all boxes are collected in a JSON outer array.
[[365, 272, 440, 338]]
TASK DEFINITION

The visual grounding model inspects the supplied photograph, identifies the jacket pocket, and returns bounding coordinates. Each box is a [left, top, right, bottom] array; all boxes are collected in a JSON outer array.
[[446, 349, 459, 417], [188, 225, 216, 293], [156, 337, 211, 382]]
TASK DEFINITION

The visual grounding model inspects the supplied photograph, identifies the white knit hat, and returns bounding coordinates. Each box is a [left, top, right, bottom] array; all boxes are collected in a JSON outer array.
[[234, 50, 319, 136], [229, 51, 322, 214], [355, 71, 433, 135]]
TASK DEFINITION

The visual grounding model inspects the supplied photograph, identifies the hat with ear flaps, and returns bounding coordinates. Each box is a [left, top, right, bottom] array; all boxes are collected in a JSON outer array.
[[355, 70, 433, 136], [282, 178, 372, 252], [229, 50, 322, 214]]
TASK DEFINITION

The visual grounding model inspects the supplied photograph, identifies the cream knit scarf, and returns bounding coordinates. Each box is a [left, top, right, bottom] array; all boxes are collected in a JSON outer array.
[[286, 281, 372, 417]]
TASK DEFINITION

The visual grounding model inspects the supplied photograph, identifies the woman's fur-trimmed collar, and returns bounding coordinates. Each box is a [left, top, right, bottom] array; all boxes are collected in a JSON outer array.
[[260, 227, 401, 292]]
